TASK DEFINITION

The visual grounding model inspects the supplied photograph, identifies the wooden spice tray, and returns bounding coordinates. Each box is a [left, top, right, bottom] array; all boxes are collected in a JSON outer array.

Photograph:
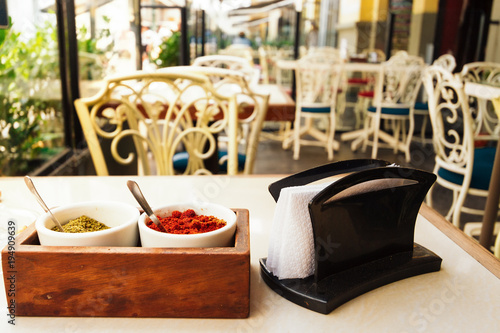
[[2, 209, 250, 318]]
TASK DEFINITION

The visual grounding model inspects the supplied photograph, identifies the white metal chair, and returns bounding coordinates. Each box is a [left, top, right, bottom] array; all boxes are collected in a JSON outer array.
[[413, 54, 457, 145], [74, 71, 240, 176], [459, 62, 500, 141], [350, 57, 423, 162], [305, 47, 350, 129], [495, 230, 500, 259], [161, 66, 270, 174], [192, 54, 260, 87], [422, 65, 498, 228], [282, 53, 343, 160]]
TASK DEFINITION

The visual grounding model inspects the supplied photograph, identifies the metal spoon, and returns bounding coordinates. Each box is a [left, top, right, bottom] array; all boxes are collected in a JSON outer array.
[[24, 176, 65, 232], [127, 180, 168, 233]]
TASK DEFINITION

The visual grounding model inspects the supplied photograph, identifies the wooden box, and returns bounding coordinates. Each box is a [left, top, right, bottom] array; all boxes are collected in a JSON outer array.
[[2, 209, 250, 318]]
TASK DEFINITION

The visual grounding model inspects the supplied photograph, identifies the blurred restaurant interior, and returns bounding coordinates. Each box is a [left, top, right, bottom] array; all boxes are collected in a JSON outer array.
[[1, 0, 500, 255]]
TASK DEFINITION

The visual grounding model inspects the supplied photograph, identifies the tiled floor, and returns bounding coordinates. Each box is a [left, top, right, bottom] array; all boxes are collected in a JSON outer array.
[[253, 133, 435, 175]]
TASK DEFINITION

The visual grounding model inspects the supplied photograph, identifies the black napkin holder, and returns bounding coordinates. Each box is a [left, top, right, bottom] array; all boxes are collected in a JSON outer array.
[[260, 159, 442, 314]]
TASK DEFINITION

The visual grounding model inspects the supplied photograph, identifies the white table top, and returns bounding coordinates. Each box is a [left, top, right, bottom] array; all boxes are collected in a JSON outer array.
[[0, 175, 499, 332]]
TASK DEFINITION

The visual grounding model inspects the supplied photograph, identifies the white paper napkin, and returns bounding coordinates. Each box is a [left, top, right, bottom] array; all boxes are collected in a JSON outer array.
[[266, 182, 332, 280]]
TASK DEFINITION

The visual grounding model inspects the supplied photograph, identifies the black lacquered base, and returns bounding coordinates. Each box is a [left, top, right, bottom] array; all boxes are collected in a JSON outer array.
[[259, 243, 442, 315]]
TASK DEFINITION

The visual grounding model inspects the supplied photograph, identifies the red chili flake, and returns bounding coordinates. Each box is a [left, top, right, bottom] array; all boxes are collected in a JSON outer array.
[[146, 209, 227, 234]]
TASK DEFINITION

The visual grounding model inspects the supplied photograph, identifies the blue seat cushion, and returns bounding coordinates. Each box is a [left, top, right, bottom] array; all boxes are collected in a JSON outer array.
[[437, 147, 496, 190], [301, 106, 331, 113], [414, 102, 428, 111], [367, 106, 410, 115], [173, 150, 246, 173]]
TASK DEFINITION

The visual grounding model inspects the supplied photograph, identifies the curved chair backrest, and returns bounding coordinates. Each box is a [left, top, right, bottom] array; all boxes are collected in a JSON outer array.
[[192, 54, 260, 86], [460, 62, 500, 83], [422, 66, 474, 180], [160, 66, 270, 174], [295, 53, 343, 110], [375, 62, 423, 108], [432, 54, 456, 72], [459, 62, 500, 139], [74, 71, 239, 176], [377, 52, 425, 108]]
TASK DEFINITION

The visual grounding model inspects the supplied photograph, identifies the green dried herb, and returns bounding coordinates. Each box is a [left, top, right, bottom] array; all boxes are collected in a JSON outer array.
[[52, 215, 110, 233]]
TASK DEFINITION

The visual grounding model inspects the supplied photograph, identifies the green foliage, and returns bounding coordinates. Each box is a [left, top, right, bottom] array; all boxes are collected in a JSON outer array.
[[0, 15, 112, 175], [150, 31, 180, 68], [0, 19, 59, 82], [0, 18, 61, 176], [0, 103, 42, 175], [77, 16, 111, 54], [77, 16, 112, 80]]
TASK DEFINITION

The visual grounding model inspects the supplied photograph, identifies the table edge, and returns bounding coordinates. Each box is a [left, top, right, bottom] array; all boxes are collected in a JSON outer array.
[[420, 204, 500, 278]]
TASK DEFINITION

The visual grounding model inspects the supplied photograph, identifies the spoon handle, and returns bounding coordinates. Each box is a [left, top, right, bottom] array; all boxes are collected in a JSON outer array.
[[127, 180, 168, 233], [24, 176, 65, 232]]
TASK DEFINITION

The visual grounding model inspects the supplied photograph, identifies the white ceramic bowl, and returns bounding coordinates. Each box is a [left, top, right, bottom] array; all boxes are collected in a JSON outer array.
[[35, 201, 140, 247], [138, 203, 237, 248]]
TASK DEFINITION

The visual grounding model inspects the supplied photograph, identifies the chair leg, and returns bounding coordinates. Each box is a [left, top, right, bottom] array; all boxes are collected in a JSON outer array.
[[405, 117, 414, 163], [445, 190, 458, 222], [282, 122, 293, 149], [371, 115, 381, 159], [326, 114, 336, 160], [336, 92, 346, 129], [452, 186, 469, 228], [426, 184, 434, 207], [292, 117, 302, 160], [494, 230, 500, 259], [359, 115, 372, 152], [353, 97, 363, 130], [420, 115, 428, 144], [401, 120, 411, 162], [393, 120, 401, 154]]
